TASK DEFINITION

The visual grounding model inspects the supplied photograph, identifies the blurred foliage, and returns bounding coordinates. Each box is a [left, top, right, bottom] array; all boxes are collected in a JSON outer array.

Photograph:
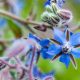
[[66, 0, 80, 22], [7, 19, 22, 38], [0, 0, 80, 80]]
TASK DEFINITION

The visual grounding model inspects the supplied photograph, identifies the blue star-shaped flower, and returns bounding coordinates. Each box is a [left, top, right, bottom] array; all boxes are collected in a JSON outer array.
[[26, 33, 50, 63], [47, 28, 80, 68], [28, 33, 50, 48], [33, 65, 54, 80], [57, 0, 65, 8], [45, 0, 65, 8]]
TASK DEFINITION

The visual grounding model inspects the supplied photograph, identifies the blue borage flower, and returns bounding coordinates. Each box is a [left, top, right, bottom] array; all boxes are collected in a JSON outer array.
[[9, 0, 24, 15], [46, 28, 80, 68], [0, 0, 24, 28], [33, 65, 54, 80], [28, 33, 50, 50], [0, 33, 50, 70], [28, 33, 51, 62], [0, 17, 6, 28], [45, 0, 65, 8]]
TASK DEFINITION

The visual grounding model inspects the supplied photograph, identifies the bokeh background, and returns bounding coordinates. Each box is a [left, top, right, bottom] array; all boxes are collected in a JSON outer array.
[[0, 0, 80, 80]]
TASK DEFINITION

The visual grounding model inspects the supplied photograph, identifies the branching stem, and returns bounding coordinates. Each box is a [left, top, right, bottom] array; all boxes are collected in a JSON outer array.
[[0, 10, 50, 26]]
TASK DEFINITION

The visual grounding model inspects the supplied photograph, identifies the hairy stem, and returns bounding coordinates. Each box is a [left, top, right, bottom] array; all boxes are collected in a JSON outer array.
[[0, 59, 16, 68], [14, 57, 28, 71], [29, 47, 36, 80]]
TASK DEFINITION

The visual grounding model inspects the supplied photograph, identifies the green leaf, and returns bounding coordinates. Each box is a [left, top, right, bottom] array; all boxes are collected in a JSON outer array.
[[37, 57, 54, 73], [7, 19, 23, 38]]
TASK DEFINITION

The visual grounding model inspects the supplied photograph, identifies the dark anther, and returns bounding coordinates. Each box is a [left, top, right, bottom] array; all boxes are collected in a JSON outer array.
[[62, 47, 69, 53]]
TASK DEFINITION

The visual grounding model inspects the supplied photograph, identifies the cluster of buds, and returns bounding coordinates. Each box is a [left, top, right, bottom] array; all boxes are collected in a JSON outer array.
[[35, 0, 72, 32]]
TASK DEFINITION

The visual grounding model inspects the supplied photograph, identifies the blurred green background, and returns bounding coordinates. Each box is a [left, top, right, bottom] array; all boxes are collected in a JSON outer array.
[[0, 0, 80, 80]]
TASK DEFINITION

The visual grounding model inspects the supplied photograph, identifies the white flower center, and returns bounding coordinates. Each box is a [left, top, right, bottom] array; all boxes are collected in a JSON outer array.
[[62, 42, 72, 54]]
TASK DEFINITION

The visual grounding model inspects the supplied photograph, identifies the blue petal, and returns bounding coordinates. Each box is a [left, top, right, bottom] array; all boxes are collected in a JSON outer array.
[[33, 66, 45, 79], [47, 44, 62, 56], [59, 54, 70, 68], [10, 0, 24, 15], [53, 28, 65, 45], [0, 18, 6, 28], [71, 48, 80, 58], [57, 0, 65, 8], [33, 66, 39, 78], [45, 0, 65, 8], [40, 39, 50, 47], [42, 70, 54, 79], [28, 33, 40, 42], [70, 33, 80, 46], [33, 66, 54, 79], [70, 32, 73, 35], [41, 48, 53, 59], [45, 0, 51, 6], [25, 52, 32, 66]]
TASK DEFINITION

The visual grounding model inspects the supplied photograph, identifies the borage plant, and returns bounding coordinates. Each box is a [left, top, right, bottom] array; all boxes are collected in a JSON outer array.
[[0, 0, 80, 80]]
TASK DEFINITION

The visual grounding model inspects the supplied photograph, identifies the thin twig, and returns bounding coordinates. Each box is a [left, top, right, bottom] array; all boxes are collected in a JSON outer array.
[[0, 39, 13, 44], [0, 59, 16, 68], [14, 57, 28, 71], [70, 25, 80, 32], [0, 10, 50, 27]]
